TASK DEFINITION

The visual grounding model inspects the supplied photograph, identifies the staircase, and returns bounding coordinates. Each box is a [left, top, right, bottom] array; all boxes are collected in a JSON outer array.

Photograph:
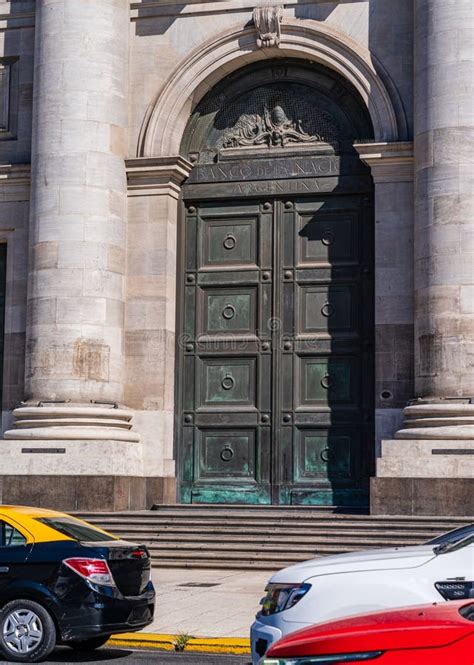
[[78, 505, 473, 571]]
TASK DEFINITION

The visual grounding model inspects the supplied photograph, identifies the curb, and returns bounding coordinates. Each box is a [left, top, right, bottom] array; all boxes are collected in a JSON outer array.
[[107, 633, 251, 655]]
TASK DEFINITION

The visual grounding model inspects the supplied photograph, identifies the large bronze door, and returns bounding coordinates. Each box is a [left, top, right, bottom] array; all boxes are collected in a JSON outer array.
[[178, 194, 373, 506]]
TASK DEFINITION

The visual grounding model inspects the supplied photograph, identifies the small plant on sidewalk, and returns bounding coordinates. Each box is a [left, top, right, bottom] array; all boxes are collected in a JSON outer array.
[[173, 632, 193, 652]]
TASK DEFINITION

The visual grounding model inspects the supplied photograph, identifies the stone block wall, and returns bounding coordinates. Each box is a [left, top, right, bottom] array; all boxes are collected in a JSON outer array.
[[7, 1, 471, 516]]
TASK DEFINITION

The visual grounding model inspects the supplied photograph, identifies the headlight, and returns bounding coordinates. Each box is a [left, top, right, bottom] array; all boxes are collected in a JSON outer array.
[[262, 652, 383, 664], [260, 583, 312, 616]]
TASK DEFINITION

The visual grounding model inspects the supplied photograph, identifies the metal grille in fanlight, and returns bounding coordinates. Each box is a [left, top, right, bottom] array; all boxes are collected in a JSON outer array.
[[202, 83, 340, 150]]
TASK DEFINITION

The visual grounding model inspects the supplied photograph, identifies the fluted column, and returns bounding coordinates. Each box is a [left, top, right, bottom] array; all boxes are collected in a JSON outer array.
[[398, 0, 474, 438], [7, 0, 131, 439]]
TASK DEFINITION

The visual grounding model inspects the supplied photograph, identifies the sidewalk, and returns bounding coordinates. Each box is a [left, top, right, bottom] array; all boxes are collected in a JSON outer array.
[[147, 568, 271, 637], [109, 567, 273, 655]]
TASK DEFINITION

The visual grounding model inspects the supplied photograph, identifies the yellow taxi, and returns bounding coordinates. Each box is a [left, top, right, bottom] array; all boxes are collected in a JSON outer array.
[[0, 506, 154, 662]]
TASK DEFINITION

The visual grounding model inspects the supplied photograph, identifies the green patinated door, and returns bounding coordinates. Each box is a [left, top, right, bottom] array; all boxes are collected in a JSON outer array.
[[178, 195, 374, 506]]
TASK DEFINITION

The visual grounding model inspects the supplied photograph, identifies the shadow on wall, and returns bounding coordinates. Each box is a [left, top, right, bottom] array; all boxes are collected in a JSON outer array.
[[0, 2, 35, 432], [367, 0, 413, 137], [368, 0, 415, 423], [294, 1, 341, 22], [134, 0, 340, 38], [134, 4, 186, 36]]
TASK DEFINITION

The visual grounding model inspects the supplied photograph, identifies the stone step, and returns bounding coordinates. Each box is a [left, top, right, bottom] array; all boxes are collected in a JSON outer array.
[[79, 508, 471, 523], [146, 548, 344, 560], [87, 521, 458, 538], [144, 541, 402, 552], [89, 518, 448, 532], [92, 527, 433, 542], [83, 515, 461, 529], [76, 508, 472, 571]]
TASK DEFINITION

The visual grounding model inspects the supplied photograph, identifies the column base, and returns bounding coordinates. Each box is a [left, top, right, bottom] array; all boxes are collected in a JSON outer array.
[[395, 400, 474, 439], [0, 474, 177, 512], [4, 405, 140, 442]]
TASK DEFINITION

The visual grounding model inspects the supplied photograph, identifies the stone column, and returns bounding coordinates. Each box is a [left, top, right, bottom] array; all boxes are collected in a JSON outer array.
[[7, 0, 132, 439], [397, 0, 474, 439]]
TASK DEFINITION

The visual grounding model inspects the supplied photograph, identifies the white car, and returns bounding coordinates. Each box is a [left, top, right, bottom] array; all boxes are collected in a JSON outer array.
[[251, 527, 474, 664]]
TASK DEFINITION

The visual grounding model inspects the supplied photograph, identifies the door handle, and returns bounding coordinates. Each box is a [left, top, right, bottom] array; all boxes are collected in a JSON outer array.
[[0, 566, 9, 573]]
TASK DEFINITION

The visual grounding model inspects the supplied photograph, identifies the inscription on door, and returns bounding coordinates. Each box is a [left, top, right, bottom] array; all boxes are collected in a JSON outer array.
[[178, 196, 373, 505]]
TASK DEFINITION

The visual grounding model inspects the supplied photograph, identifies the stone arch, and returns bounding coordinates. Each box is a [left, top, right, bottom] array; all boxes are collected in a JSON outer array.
[[138, 18, 408, 157]]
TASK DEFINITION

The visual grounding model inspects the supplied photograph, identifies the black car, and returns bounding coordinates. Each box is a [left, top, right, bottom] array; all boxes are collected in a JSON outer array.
[[0, 506, 155, 662]]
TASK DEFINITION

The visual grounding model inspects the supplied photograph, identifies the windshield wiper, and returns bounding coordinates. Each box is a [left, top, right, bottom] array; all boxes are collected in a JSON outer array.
[[434, 534, 474, 555]]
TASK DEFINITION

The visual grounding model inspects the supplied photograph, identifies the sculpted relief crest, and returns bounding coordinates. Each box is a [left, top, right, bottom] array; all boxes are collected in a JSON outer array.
[[223, 103, 324, 148], [219, 85, 340, 150]]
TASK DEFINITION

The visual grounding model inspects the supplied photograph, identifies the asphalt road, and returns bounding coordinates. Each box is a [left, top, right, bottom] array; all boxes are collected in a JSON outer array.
[[41, 647, 251, 664]]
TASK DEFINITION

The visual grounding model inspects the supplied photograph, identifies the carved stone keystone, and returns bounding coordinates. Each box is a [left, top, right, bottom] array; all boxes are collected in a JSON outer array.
[[253, 5, 283, 48]]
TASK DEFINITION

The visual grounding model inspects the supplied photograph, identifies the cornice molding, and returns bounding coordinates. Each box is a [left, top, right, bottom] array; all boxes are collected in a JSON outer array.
[[126, 155, 193, 198], [354, 142, 414, 183]]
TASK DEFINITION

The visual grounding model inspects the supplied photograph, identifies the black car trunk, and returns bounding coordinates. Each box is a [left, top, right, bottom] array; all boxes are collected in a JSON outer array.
[[84, 541, 151, 597]]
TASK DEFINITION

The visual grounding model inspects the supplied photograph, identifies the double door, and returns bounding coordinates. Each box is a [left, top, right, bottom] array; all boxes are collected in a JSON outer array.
[[178, 195, 374, 505]]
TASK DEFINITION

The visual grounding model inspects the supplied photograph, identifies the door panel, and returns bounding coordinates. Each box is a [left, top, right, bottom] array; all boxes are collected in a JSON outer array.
[[299, 285, 356, 334], [198, 357, 257, 408], [298, 356, 358, 406], [180, 201, 273, 504], [178, 196, 373, 505], [199, 217, 259, 269], [200, 289, 257, 336], [297, 209, 359, 265], [295, 430, 354, 480], [279, 197, 374, 506]]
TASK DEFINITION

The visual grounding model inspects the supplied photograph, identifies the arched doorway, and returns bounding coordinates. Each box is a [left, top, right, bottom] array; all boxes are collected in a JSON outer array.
[[176, 60, 375, 506]]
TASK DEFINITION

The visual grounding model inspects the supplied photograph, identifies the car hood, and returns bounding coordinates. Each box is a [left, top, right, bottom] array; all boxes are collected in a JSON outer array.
[[266, 601, 474, 658], [269, 545, 437, 583]]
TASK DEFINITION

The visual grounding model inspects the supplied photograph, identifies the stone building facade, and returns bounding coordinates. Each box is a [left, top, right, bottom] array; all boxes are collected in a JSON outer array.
[[0, 0, 472, 515]]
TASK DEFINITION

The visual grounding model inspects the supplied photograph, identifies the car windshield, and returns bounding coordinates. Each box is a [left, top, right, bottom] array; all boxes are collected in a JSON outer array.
[[427, 524, 474, 546], [433, 533, 474, 555], [36, 517, 117, 542]]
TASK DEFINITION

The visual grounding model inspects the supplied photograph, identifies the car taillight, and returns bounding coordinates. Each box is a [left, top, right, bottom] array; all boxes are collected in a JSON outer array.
[[64, 558, 116, 587]]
